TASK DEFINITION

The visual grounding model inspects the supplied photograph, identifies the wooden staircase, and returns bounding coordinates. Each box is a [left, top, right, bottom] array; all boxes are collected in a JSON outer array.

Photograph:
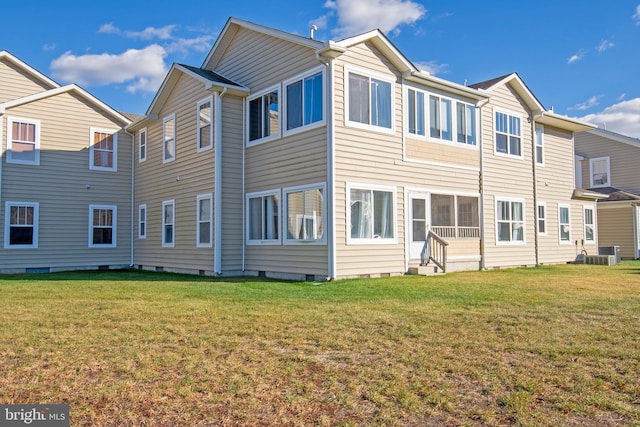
[[408, 230, 448, 276]]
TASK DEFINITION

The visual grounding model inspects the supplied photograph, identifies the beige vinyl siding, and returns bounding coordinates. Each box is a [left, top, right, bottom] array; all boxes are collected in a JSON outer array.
[[332, 42, 481, 277], [0, 59, 57, 103], [406, 137, 479, 168], [0, 91, 131, 270], [575, 131, 640, 193], [597, 205, 635, 259], [213, 27, 319, 92], [208, 26, 331, 277], [535, 126, 596, 263], [133, 74, 216, 272], [220, 95, 244, 273], [481, 84, 536, 268]]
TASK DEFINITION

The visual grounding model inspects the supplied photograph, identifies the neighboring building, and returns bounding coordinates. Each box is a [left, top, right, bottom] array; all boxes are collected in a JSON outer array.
[[127, 17, 598, 280], [575, 128, 640, 260], [0, 50, 132, 273]]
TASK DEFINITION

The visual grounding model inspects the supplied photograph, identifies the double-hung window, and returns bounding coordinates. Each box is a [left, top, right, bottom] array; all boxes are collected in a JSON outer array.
[[248, 87, 280, 144], [589, 157, 610, 187], [407, 88, 425, 136], [456, 102, 477, 145], [90, 128, 117, 171], [347, 70, 392, 130], [285, 69, 324, 133], [584, 206, 595, 243], [89, 205, 116, 247], [558, 205, 571, 243], [197, 194, 212, 247], [138, 204, 147, 239], [535, 125, 544, 165], [247, 190, 280, 244], [197, 97, 213, 151], [284, 184, 325, 244], [495, 110, 522, 156], [7, 117, 40, 165], [162, 200, 175, 247], [4, 202, 38, 248], [496, 198, 525, 243], [429, 95, 452, 141], [348, 184, 396, 243], [163, 114, 176, 163], [139, 128, 147, 162], [537, 202, 547, 236]]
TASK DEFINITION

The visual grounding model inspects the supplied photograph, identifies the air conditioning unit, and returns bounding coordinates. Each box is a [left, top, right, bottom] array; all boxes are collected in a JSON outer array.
[[598, 246, 621, 264]]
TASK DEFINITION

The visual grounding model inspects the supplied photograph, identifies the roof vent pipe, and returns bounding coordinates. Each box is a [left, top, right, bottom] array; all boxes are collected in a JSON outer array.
[[310, 25, 318, 39]]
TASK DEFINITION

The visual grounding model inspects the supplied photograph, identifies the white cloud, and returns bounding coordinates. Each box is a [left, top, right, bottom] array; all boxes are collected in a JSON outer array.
[[98, 23, 120, 35], [325, 0, 426, 37], [165, 35, 214, 55], [633, 5, 640, 25], [124, 25, 177, 41], [569, 95, 602, 111], [413, 61, 448, 76], [50, 45, 168, 93], [596, 39, 614, 53], [580, 98, 640, 138], [567, 49, 586, 64]]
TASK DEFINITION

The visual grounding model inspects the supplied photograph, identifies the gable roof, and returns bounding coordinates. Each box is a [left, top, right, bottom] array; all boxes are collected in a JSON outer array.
[[471, 72, 595, 132], [0, 83, 130, 126], [584, 127, 640, 148], [203, 17, 325, 70], [0, 50, 60, 90], [143, 62, 248, 119]]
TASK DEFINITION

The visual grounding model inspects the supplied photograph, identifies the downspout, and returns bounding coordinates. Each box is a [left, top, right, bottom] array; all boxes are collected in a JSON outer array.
[[634, 203, 639, 259], [214, 88, 227, 275], [477, 99, 490, 270], [316, 52, 336, 280], [242, 93, 246, 272], [531, 112, 544, 266], [125, 129, 135, 267], [0, 111, 4, 232]]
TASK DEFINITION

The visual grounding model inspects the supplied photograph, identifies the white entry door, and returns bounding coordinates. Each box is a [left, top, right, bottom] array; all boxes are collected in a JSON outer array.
[[409, 192, 430, 260]]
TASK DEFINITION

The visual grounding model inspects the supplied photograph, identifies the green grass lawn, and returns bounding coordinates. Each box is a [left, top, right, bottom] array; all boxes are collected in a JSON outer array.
[[1, 263, 639, 426]]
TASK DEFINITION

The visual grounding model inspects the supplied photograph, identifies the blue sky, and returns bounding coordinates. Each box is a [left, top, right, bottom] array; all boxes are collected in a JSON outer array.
[[3, 0, 639, 138]]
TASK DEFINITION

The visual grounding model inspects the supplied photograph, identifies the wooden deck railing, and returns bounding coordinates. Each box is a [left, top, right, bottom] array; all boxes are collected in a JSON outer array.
[[420, 229, 449, 273]]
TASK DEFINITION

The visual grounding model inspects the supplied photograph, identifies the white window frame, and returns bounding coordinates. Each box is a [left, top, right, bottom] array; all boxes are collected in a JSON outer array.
[[406, 87, 426, 137], [558, 204, 571, 244], [138, 127, 147, 162], [6, 116, 40, 165], [283, 182, 327, 245], [535, 124, 544, 165], [584, 205, 595, 243], [537, 202, 547, 236], [494, 108, 523, 158], [344, 66, 395, 134], [346, 182, 397, 245], [196, 194, 213, 248], [197, 96, 213, 152], [89, 127, 118, 172], [4, 201, 39, 248], [246, 189, 282, 245], [246, 85, 281, 146], [163, 114, 176, 163], [589, 156, 610, 188], [283, 67, 326, 136], [138, 204, 147, 239], [88, 205, 117, 248], [162, 200, 175, 248], [495, 196, 526, 245]]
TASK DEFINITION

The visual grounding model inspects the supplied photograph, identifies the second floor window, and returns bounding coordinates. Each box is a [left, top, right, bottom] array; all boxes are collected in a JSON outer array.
[[286, 70, 323, 132], [7, 117, 40, 165], [139, 128, 147, 162], [495, 111, 521, 157], [248, 88, 279, 144], [535, 125, 544, 165], [348, 72, 392, 130], [163, 114, 176, 163], [90, 129, 117, 171], [590, 157, 610, 187], [197, 98, 213, 151], [407, 89, 425, 136]]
